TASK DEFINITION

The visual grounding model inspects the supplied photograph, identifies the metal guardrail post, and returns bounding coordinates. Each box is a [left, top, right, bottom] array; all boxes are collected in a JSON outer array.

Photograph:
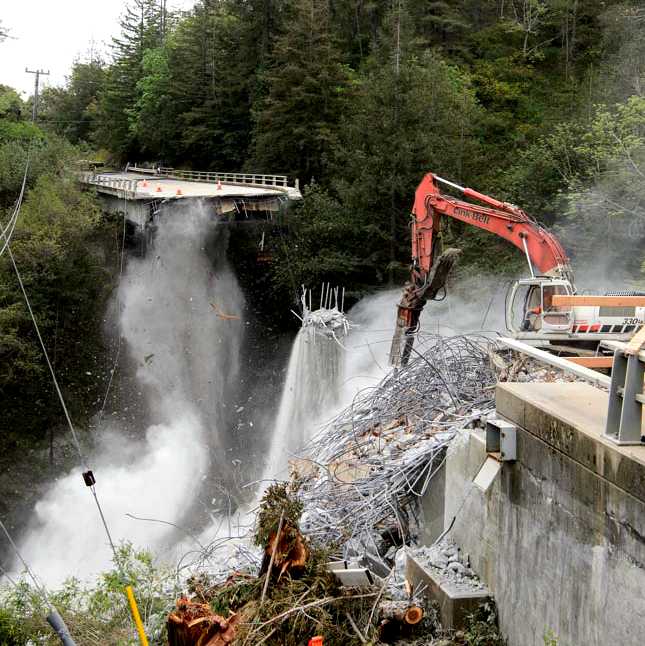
[[604, 349, 645, 445]]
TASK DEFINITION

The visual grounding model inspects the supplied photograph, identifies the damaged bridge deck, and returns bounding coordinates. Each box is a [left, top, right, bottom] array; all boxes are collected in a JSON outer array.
[[78, 166, 302, 235]]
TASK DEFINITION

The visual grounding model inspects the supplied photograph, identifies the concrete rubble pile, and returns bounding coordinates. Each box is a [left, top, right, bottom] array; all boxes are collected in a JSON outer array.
[[406, 540, 488, 595], [495, 351, 582, 384], [170, 333, 579, 644], [295, 333, 503, 557]]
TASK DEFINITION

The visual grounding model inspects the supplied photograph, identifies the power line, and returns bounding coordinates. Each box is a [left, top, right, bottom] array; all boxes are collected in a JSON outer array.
[[0, 155, 29, 258], [0, 235, 118, 561]]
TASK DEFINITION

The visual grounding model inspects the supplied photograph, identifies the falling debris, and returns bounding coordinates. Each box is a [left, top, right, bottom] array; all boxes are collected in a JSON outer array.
[[210, 302, 241, 321], [296, 285, 351, 339]]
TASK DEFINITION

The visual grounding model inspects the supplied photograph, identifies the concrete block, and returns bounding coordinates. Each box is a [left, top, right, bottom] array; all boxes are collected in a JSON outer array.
[[496, 382, 645, 503], [406, 553, 491, 631]]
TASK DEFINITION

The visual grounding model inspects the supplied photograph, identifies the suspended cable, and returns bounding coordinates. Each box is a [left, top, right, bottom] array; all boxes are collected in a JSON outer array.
[[1, 235, 118, 560], [0, 155, 30, 258], [96, 195, 128, 428], [0, 564, 20, 594], [0, 517, 49, 605], [0, 517, 79, 646], [0, 174, 150, 645]]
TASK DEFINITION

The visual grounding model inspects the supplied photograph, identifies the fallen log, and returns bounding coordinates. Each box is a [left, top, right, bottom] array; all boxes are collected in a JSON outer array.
[[167, 597, 239, 646], [378, 600, 424, 642], [379, 600, 424, 625]]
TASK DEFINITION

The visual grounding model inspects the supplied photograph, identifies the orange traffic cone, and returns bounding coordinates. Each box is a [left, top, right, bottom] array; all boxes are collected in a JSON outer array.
[[156, 185, 162, 193], [176, 188, 183, 196], [216, 179, 222, 191]]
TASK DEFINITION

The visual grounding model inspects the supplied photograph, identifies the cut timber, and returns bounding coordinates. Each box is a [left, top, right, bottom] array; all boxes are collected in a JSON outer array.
[[565, 356, 614, 369], [405, 606, 423, 624], [259, 521, 309, 581], [552, 295, 645, 307], [167, 598, 239, 646], [378, 600, 425, 642], [379, 600, 424, 624]]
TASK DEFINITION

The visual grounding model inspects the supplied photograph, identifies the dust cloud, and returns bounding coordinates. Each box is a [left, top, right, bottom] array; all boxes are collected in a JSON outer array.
[[17, 202, 244, 585]]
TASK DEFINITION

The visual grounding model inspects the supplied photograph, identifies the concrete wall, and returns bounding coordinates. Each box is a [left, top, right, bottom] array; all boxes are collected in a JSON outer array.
[[430, 382, 645, 646], [98, 194, 150, 231]]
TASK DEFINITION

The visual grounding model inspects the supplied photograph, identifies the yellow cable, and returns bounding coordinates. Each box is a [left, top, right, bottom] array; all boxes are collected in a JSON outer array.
[[125, 586, 149, 646]]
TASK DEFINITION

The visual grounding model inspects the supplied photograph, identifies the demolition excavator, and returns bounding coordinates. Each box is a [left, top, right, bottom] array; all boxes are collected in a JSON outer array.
[[389, 173, 645, 367]]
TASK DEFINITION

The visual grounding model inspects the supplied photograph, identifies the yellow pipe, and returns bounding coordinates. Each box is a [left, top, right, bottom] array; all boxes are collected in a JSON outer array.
[[125, 585, 149, 646]]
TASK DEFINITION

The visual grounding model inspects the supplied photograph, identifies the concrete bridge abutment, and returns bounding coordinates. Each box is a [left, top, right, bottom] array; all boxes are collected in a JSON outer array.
[[422, 382, 645, 645]]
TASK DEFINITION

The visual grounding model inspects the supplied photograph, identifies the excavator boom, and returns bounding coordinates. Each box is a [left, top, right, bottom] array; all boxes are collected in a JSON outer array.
[[411, 174, 572, 279]]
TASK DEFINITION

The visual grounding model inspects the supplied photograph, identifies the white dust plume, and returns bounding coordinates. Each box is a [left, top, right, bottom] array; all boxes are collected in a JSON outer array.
[[17, 201, 243, 586]]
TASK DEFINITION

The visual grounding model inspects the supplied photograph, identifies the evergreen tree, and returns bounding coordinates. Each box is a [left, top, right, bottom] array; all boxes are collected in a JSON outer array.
[[39, 60, 106, 144], [130, 45, 176, 160], [333, 50, 481, 280], [333, 4, 481, 280], [250, 0, 352, 182], [95, 0, 164, 160], [166, 1, 254, 169]]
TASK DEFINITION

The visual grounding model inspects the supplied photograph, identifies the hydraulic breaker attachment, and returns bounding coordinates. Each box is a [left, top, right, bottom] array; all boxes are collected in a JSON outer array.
[[389, 248, 461, 368]]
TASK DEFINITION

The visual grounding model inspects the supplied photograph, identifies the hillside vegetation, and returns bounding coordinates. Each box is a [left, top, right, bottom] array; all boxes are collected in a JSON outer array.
[[36, 0, 645, 290], [0, 86, 121, 519], [1, 0, 644, 479]]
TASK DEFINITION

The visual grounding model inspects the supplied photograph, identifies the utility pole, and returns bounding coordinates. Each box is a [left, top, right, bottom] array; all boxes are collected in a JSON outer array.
[[25, 67, 50, 122]]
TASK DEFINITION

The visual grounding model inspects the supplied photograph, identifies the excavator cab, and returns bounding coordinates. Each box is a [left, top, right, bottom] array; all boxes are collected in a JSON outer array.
[[506, 278, 574, 334]]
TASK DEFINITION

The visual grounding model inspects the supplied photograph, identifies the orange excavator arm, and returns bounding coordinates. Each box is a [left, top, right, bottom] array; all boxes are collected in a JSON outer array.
[[411, 173, 571, 279], [389, 173, 574, 366]]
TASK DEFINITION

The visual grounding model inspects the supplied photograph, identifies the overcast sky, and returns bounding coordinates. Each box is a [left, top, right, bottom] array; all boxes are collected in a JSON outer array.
[[1, 1, 195, 97]]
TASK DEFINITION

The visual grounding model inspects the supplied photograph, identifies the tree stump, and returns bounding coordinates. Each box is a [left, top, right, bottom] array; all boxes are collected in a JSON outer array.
[[167, 597, 239, 646]]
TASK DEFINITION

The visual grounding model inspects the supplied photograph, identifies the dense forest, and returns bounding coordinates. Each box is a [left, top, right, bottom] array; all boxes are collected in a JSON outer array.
[[1, 0, 645, 460], [33, 0, 645, 285]]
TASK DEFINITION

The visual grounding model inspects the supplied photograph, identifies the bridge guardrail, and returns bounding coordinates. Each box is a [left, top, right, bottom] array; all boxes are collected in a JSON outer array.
[[129, 166, 298, 190], [79, 172, 139, 195], [604, 333, 645, 445], [502, 337, 645, 446], [78, 168, 302, 200]]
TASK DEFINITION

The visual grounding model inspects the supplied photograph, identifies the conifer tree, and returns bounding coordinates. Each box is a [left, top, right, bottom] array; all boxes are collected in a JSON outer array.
[[333, 3, 481, 280], [95, 0, 164, 159], [167, 0, 254, 169], [39, 60, 106, 144], [250, 0, 351, 182]]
